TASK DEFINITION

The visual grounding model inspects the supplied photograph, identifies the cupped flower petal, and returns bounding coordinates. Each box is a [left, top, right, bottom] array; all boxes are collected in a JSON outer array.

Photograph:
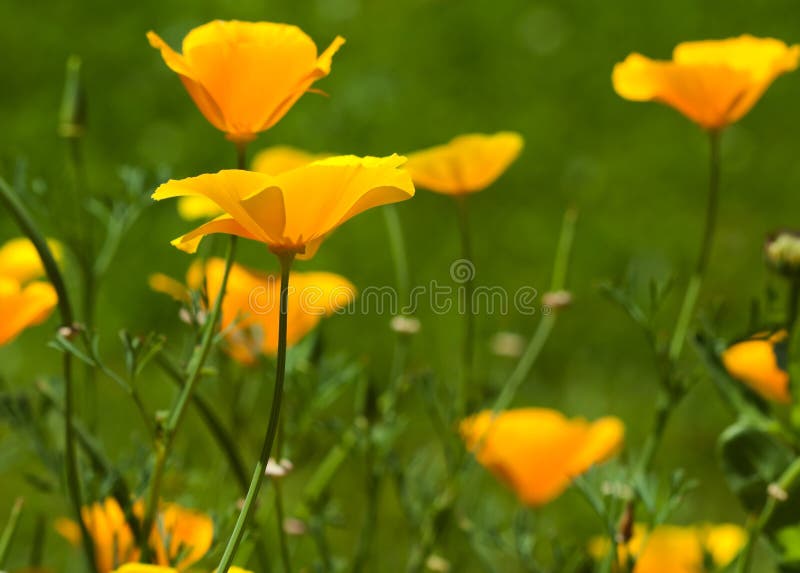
[[0, 278, 58, 346], [405, 132, 524, 195], [153, 155, 415, 256], [722, 330, 790, 403], [460, 408, 624, 506], [613, 35, 800, 130], [148, 20, 345, 141], [176, 145, 327, 221]]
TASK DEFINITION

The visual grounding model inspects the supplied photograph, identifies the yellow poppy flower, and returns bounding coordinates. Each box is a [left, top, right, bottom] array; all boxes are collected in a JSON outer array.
[[460, 408, 624, 506], [147, 20, 345, 143], [113, 567, 252, 573], [0, 277, 57, 346], [177, 145, 327, 221], [56, 498, 213, 573], [151, 258, 356, 364], [722, 330, 790, 403], [152, 155, 415, 257], [590, 523, 745, 573], [405, 132, 523, 195], [613, 35, 800, 130], [0, 237, 62, 283]]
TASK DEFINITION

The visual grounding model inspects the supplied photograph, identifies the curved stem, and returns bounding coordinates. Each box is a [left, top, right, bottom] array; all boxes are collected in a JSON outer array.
[[139, 236, 238, 553], [668, 130, 721, 362], [0, 176, 97, 573], [217, 251, 295, 572]]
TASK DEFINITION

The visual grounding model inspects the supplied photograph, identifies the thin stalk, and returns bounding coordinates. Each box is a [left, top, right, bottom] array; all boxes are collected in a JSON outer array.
[[0, 176, 97, 573], [493, 207, 577, 412], [407, 208, 578, 572], [637, 130, 722, 476], [668, 130, 722, 362], [155, 354, 272, 571], [455, 195, 474, 418], [274, 423, 292, 573], [0, 498, 24, 567], [139, 236, 238, 553], [217, 251, 295, 572], [735, 456, 800, 572], [383, 205, 410, 302]]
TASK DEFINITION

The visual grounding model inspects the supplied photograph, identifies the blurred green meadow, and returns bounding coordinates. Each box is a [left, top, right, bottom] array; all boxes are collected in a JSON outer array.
[[2, 0, 800, 571]]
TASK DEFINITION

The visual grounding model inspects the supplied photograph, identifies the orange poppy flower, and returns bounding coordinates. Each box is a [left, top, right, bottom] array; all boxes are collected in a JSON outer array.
[[613, 35, 800, 130], [150, 258, 356, 364], [113, 567, 252, 573], [590, 523, 746, 573], [0, 237, 62, 283], [405, 132, 523, 195], [460, 408, 624, 506], [148, 20, 345, 143], [722, 330, 790, 403], [56, 498, 213, 573], [177, 145, 327, 221], [0, 238, 60, 346], [152, 155, 415, 258]]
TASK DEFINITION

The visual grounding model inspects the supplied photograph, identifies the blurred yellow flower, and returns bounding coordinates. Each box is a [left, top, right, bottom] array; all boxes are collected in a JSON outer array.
[[460, 408, 624, 506], [405, 132, 523, 195], [722, 330, 790, 403], [148, 20, 345, 143], [0, 237, 62, 283], [177, 145, 327, 221], [613, 35, 800, 130], [0, 238, 60, 346], [113, 567, 252, 573], [151, 258, 356, 364], [152, 155, 415, 257], [590, 523, 746, 572], [56, 498, 212, 573], [0, 278, 58, 346]]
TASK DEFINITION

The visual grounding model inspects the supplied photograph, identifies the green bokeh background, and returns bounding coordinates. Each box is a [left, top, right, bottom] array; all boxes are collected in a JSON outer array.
[[2, 0, 799, 570]]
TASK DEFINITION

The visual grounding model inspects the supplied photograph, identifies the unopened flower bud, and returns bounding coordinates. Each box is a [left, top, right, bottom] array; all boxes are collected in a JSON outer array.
[[265, 458, 294, 478], [765, 231, 800, 278]]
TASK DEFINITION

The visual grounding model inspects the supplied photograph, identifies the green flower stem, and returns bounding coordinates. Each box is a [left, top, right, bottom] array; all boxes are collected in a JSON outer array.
[[406, 208, 577, 572], [0, 176, 97, 573], [493, 207, 577, 412], [217, 251, 295, 572], [637, 130, 722, 476], [0, 498, 24, 568], [139, 236, 238, 554], [156, 353, 273, 571], [383, 205, 410, 302], [455, 195, 475, 418], [735, 456, 800, 573], [35, 380, 138, 535], [274, 424, 292, 573], [668, 130, 722, 362]]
